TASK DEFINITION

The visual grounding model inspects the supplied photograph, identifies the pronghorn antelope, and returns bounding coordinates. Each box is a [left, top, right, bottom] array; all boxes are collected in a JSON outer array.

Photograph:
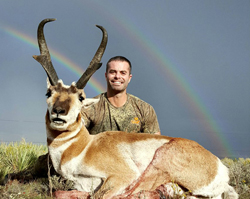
[[33, 18, 238, 199]]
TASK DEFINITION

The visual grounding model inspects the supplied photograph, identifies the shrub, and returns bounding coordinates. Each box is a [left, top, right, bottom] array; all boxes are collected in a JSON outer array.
[[222, 157, 250, 199]]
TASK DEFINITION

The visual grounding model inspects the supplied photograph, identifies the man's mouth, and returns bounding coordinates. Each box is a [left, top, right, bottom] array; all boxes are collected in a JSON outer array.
[[112, 81, 122, 85]]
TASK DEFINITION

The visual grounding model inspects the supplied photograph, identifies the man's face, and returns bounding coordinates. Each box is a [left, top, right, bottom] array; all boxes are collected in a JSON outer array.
[[105, 60, 132, 93]]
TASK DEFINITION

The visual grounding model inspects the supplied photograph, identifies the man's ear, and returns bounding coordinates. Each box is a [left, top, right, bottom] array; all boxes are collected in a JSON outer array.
[[83, 98, 100, 108]]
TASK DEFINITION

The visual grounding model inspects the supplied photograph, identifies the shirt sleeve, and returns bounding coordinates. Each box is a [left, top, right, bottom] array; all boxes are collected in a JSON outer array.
[[81, 107, 91, 128], [141, 104, 160, 134], [80, 93, 103, 133]]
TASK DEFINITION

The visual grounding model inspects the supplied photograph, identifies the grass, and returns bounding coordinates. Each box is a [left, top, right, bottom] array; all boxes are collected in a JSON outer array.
[[0, 139, 47, 181], [0, 139, 51, 198], [0, 140, 249, 198], [0, 140, 74, 198]]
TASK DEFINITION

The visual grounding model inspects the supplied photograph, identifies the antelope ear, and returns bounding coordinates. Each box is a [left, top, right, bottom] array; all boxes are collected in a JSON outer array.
[[82, 98, 100, 108], [47, 77, 52, 88]]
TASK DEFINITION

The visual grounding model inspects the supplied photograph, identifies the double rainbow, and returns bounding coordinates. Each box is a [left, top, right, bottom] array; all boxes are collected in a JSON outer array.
[[2, 23, 234, 157]]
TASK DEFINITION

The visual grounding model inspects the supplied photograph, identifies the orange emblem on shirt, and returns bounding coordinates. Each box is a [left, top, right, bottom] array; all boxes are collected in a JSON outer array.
[[131, 117, 140, 124]]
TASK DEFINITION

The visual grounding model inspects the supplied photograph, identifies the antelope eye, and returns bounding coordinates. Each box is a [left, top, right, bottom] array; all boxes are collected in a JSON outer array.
[[79, 95, 85, 102], [46, 90, 52, 98]]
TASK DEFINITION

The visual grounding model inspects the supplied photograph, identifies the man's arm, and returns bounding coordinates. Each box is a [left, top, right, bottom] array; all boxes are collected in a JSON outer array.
[[141, 104, 161, 134]]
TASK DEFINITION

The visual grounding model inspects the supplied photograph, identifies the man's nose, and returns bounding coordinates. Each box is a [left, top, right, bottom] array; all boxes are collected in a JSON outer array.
[[114, 72, 121, 78]]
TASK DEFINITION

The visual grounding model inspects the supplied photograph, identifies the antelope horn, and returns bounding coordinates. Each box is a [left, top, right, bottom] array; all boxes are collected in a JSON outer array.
[[33, 18, 59, 86], [76, 25, 108, 89]]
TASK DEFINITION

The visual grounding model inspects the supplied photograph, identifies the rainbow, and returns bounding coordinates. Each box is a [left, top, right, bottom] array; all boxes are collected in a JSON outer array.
[[2, 26, 105, 95], [88, 2, 234, 157], [1, 14, 234, 157]]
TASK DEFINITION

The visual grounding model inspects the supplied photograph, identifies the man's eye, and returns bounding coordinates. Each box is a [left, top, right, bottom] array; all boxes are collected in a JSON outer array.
[[79, 96, 85, 102], [46, 90, 51, 98]]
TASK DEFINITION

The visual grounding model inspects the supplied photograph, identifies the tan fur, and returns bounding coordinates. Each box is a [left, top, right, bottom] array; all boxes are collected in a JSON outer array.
[[131, 138, 218, 192], [44, 81, 238, 199]]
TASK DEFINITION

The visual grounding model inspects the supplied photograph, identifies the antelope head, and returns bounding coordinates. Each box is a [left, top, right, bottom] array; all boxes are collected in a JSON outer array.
[[33, 18, 107, 131]]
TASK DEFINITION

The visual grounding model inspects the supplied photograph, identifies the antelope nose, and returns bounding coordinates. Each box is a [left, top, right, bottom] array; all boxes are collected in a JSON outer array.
[[52, 107, 66, 115]]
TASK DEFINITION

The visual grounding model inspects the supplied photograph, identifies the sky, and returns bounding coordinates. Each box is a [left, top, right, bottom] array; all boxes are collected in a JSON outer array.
[[0, 0, 249, 159]]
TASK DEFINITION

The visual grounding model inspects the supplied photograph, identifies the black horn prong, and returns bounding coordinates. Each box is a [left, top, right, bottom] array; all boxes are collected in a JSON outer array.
[[76, 63, 102, 89], [33, 18, 59, 86], [76, 25, 108, 89]]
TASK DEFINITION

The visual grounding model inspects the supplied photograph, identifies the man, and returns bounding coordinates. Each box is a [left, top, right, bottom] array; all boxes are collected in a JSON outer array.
[[81, 56, 161, 135]]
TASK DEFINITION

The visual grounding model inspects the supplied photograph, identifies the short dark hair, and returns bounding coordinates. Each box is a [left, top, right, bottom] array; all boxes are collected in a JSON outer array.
[[106, 56, 132, 73]]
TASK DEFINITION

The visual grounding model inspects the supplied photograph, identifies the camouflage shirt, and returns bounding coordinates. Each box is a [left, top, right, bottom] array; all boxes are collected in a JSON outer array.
[[81, 93, 160, 135]]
